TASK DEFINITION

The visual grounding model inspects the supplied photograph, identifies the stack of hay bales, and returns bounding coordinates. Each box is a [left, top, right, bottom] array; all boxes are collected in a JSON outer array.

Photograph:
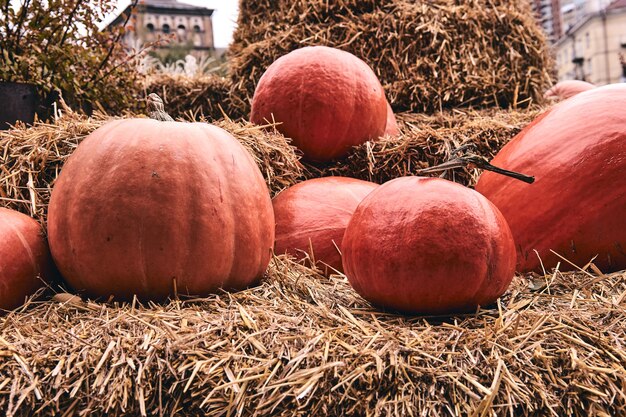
[[228, 0, 554, 116]]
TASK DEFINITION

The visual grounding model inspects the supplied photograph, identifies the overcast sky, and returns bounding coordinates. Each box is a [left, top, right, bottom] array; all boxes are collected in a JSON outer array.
[[114, 0, 239, 48]]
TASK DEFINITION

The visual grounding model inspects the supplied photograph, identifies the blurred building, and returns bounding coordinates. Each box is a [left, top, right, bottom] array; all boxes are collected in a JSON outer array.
[[561, 0, 614, 31], [530, 0, 564, 42], [109, 0, 215, 57], [554, 0, 626, 83]]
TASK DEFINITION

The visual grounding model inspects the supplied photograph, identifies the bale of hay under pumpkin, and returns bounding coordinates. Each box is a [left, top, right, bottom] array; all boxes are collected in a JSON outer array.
[[229, 0, 554, 115], [0, 106, 540, 223], [142, 73, 247, 121], [0, 256, 624, 417]]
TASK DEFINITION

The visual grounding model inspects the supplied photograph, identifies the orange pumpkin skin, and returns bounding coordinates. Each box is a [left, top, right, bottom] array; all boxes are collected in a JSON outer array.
[[476, 84, 626, 273], [384, 102, 400, 137], [273, 177, 377, 275], [0, 208, 54, 310], [48, 119, 275, 301], [250, 46, 387, 162], [342, 177, 516, 314], [544, 80, 595, 101]]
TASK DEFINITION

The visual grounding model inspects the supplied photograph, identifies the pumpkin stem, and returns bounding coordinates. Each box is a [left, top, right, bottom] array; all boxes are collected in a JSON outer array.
[[147, 93, 174, 121], [418, 145, 535, 184]]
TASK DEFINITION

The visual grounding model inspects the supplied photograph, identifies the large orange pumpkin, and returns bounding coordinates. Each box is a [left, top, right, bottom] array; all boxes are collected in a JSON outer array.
[[273, 177, 377, 275], [342, 177, 516, 315], [476, 84, 626, 273], [0, 208, 54, 310], [48, 119, 275, 301], [250, 46, 387, 162]]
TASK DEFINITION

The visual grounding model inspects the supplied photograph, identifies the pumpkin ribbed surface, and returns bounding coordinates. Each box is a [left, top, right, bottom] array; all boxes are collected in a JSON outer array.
[[250, 46, 387, 162], [48, 119, 275, 300], [342, 177, 516, 314]]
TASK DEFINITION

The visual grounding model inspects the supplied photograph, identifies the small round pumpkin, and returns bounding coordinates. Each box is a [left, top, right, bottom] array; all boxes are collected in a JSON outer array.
[[342, 177, 516, 315], [250, 46, 387, 162], [0, 208, 54, 310], [273, 177, 378, 275], [48, 118, 275, 301]]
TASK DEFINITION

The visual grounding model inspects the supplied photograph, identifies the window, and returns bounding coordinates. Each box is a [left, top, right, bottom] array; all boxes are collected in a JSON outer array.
[[193, 25, 201, 33], [146, 23, 154, 32], [162, 24, 170, 34], [585, 32, 590, 49], [177, 24, 186, 31]]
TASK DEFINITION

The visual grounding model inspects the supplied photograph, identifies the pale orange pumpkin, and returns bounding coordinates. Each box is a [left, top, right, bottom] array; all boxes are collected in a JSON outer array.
[[48, 118, 275, 301]]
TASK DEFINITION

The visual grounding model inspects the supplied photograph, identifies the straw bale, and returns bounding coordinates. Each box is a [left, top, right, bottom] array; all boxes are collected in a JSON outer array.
[[229, 0, 554, 115], [0, 110, 303, 223], [143, 73, 245, 121], [304, 107, 543, 187], [0, 256, 624, 416]]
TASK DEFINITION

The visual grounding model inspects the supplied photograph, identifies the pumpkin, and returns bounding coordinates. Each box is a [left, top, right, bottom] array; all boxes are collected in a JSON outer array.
[[250, 46, 387, 162], [476, 84, 626, 273], [273, 177, 378, 275], [342, 177, 516, 314], [384, 101, 400, 137], [48, 118, 275, 301], [0, 208, 54, 310], [543, 80, 595, 102]]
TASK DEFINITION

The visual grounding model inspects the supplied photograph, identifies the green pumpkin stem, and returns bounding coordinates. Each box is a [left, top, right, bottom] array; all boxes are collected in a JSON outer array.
[[147, 93, 174, 122]]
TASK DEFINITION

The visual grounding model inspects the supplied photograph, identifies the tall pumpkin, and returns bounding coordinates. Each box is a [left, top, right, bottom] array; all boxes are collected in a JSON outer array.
[[48, 117, 275, 301], [342, 177, 516, 315], [273, 177, 377, 275], [476, 84, 626, 273], [0, 208, 54, 310], [250, 46, 387, 162]]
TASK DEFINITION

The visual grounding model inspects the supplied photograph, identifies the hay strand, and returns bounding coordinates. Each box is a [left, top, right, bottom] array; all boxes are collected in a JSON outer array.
[[0, 257, 624, 416]]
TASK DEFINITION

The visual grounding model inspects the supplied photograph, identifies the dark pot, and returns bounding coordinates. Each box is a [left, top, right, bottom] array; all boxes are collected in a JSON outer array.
[[0, 82, 40, 130]]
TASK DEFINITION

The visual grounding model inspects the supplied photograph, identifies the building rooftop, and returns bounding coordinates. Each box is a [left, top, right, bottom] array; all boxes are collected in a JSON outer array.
[[139, 0, 213, 15], [608, 0, 626, 9], [139, 0, 212, 13], [108, 0, 213, 27]]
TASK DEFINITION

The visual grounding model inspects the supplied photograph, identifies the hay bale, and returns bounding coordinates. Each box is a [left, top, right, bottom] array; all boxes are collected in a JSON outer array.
[[305, 107, 543, 187], [229, 0, 554, 115], [0, 110, 303, 223], [0, 256, 624, 416], [143, 74, 245, 121]]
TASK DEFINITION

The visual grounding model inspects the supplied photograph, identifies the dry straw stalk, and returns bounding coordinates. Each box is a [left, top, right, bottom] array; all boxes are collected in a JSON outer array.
[[0, 257, 624, 416]]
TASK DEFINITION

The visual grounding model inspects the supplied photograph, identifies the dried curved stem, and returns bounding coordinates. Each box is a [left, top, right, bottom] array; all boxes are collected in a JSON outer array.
[[418, 145, 535, 184]]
